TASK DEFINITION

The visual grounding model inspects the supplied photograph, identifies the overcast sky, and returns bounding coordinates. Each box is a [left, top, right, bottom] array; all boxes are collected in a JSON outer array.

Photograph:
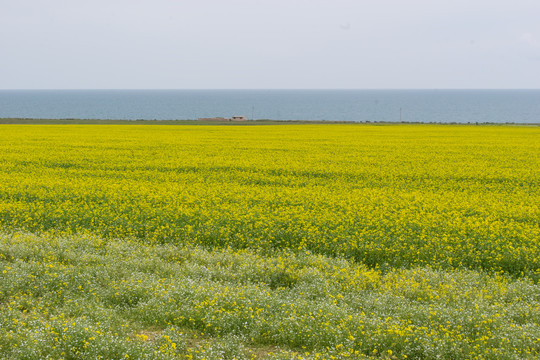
[[1, 0, 539, 89]]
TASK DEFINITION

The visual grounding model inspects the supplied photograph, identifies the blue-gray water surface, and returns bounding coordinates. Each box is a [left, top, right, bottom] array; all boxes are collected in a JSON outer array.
[[0, 90, 539, 123]]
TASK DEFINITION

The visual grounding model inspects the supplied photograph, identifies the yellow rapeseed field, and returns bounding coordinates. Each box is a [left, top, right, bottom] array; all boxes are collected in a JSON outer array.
[[1, 124, 538, 276], [0, 124, 539, 359]]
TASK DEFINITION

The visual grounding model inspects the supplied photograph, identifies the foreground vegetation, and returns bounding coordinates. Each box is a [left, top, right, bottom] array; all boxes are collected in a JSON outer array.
[[1, 231, 539, 359], [0, 124, 539, 358]]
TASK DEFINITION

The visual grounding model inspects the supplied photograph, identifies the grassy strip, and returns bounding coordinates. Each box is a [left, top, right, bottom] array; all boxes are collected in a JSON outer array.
[[2, 118, 537, 125], [0, 118, 356, 125], [1, 231, 539, 359]]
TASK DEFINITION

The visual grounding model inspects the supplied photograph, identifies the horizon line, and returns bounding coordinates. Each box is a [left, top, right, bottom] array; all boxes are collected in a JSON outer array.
[[2, 88, 540, 91]]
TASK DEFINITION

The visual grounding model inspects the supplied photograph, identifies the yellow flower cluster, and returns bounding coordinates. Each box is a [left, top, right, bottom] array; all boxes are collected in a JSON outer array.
[[0, 124, 538, 277], [0, 124, 539, 358]]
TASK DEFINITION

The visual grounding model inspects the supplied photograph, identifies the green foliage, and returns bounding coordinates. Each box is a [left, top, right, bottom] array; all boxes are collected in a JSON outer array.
[[1, 231, 539, 359]]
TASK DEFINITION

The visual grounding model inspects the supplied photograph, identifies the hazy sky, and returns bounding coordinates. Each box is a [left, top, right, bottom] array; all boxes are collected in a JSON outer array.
[[1, 0, 539, 89]]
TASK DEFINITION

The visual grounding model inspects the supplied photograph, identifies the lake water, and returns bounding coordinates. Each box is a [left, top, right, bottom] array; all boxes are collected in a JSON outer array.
[[1, 89, 539, 123]]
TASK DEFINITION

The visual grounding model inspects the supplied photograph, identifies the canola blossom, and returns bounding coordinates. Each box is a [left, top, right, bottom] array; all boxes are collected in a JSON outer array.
[[0, 124, 539, 359], [0, 125, 538, 276]]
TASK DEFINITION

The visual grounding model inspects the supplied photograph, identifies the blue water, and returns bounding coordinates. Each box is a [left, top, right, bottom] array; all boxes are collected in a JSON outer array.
[[0, 89, 539, 123]]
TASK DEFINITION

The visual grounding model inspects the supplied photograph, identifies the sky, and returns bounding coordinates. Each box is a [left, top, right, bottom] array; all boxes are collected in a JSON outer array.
[[1, 0, 540, 89]]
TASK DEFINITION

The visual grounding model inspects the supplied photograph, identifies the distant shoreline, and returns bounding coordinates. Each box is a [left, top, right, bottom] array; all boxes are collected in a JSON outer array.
[[3, 90, 539, 123], [1, 118, 538, 126]]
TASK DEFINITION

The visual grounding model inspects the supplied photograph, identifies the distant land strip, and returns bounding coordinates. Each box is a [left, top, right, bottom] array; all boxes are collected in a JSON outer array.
[[0, 118, 538, 126]]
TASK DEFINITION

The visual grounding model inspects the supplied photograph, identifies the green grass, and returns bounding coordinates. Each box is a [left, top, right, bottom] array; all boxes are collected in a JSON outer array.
[[1, 231, 539, 359], [2, 118, 536, 125], [0, 118, 356, 125]]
